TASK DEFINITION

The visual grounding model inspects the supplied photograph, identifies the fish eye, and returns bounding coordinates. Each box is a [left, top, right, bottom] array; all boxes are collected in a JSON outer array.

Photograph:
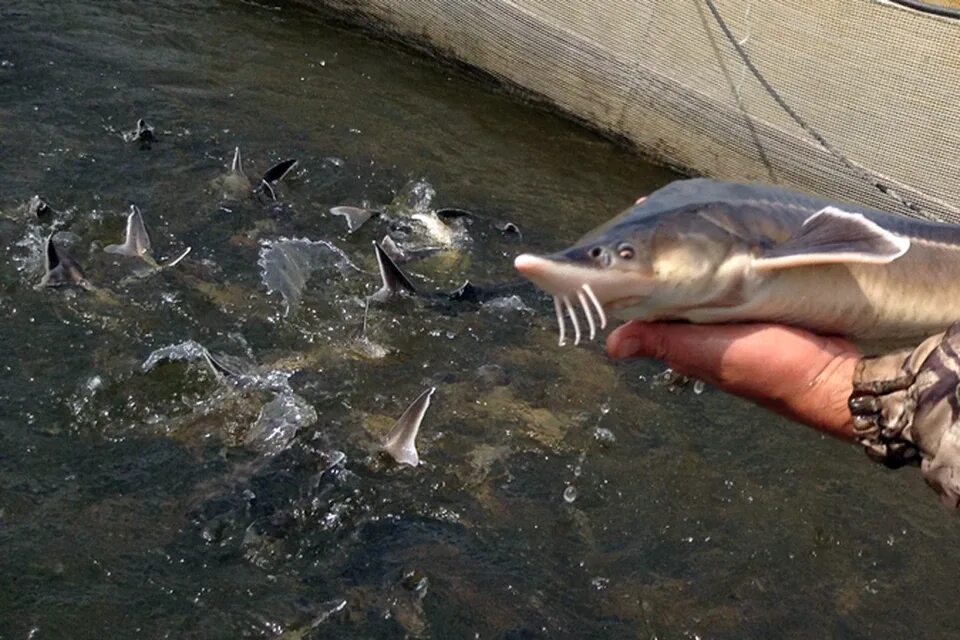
[[617, 243, 635, 260], [589, 246, 604, 259]]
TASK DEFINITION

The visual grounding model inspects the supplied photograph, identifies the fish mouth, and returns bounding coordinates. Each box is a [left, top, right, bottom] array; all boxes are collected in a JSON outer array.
[[514, 253, 619, 346]]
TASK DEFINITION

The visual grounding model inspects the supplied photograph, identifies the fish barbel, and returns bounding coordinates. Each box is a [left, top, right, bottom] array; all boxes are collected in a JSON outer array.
[[514, 178, 960, 346]]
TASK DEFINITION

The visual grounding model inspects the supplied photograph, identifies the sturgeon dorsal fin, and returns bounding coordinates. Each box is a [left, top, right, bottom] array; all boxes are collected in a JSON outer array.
[[105, 205, 152, 258], [372, 240, 417, 298], [381, 387, 436, 467], [753, 206, 911, 272], [262, 158, 298, 184], [231, 146, 245, 176], [41, 234, 86, 288]]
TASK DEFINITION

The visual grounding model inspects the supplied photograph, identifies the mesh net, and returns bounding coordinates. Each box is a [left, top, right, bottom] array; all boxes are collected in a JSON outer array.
[[311, 0, 960, 223]]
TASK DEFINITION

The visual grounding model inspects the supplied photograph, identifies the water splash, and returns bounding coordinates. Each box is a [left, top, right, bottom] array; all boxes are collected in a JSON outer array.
[[245, 392, 318, 456], [257, 237, 359, 318]]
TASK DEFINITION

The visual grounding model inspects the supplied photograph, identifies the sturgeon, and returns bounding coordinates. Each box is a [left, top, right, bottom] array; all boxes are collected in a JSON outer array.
[[514, 178, 960, 346]]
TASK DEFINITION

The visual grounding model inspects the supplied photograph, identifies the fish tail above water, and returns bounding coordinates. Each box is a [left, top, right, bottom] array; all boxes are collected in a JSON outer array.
[[123, 118, 156, 144], [105, 205, 152, 258], [39, 234, 88, 289], [330, 205, 379, 233], [231, 146, 245, 176], [371, 240, 418, 300], [381, 387, 436, 467], [256, 179, 277, 201], [261, 158, 298, 184], [28, 195, 54, 218], [202, 348, 241, 381]]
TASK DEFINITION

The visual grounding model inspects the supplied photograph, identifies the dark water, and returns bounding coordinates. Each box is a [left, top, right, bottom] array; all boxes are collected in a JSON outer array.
[[1, 1, 958, 638]]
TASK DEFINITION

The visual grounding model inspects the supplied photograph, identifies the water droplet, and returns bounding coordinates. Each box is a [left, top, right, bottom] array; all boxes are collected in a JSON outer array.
[[590, 576, 609, 590], [562, 485, 577, 503], [593, 427, 616, 445], [693, 379, 706, 395]]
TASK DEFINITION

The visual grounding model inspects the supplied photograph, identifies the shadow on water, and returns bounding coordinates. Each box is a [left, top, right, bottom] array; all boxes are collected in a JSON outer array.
[[1, 1, 959, 638]]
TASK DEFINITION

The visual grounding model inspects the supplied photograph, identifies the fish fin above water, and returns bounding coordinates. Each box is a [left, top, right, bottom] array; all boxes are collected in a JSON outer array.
[[495, 221, 522, 238], [381, 387, 435, 467], [753, 206, 910, 272], [257, 179, 277, 201], [130, 118, 156, 143], [379, 234, 407, 262], [202, 349, 241, 380], [161, 246, 191, 268], [262, 158, 298, 184], [330, 205, 378, 233], [105, 205, 152, 258], [231, 146, 245, 176], [435, 207, 474, 220], [373, 241, 418, 298], [28, 195, 53, 218], [40, 234, 86, 288], [448, 280, 480, 302]]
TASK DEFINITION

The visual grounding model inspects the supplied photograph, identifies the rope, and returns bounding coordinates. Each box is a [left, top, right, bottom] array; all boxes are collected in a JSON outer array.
[[701, 0, 936, 219]]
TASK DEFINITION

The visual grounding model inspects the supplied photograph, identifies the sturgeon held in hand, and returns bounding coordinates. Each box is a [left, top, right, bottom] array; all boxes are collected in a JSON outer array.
[[514, 178, 960, 346]]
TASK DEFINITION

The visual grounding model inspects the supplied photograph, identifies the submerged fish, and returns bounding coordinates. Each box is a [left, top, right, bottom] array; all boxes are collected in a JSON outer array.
[[514, 178, 960, 346]]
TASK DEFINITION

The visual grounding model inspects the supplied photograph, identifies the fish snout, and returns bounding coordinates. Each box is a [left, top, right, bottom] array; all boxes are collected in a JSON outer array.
[[514, 253, 610, 346], [514, 253, 590, 292]]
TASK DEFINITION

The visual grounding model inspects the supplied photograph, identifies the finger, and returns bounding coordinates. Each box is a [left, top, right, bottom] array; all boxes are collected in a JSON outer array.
[[607, 321, 780, 386]]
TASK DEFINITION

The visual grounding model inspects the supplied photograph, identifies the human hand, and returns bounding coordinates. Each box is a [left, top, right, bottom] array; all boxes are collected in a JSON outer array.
[[606, 322, 860, 441]]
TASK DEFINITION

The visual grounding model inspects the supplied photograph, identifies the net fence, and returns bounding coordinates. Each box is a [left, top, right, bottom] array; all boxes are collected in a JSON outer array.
[[308, 0, 960, 223]]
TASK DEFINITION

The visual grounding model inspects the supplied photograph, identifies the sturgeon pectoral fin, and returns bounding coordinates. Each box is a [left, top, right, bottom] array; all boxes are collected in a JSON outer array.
[[381, 387, 436, 467], [753, 206, 910, 272]]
